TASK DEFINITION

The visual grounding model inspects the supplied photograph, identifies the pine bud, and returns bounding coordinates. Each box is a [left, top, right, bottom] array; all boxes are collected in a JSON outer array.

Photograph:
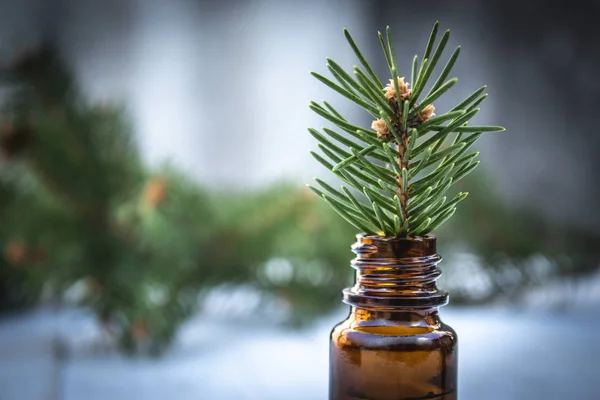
[[384, 77, 411, 102], [418, 104, 436, 122], [142, 176, 167, 208], [371, 118, 391, 139], [4, 240, 26, 266]]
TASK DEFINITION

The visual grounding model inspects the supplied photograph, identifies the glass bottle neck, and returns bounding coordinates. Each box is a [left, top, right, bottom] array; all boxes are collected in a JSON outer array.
[[346, 308, 443, 333], [350, 307, 441, 322], [343, 234, 448, 311]]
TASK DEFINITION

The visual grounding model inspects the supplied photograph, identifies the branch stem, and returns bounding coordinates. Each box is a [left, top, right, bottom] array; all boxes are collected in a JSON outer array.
[[395, 109, 410, 231]]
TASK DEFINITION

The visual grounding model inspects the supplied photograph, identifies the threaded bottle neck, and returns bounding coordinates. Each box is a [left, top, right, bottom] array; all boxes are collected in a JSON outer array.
[[343, 234, 448, 310]]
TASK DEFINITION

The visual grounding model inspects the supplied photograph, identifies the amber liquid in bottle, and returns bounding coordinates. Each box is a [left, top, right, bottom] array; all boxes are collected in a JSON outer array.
[[329, 235, 457, 400]]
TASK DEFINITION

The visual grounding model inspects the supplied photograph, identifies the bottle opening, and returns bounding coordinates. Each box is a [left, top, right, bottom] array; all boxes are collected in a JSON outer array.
[[343, 234, 448, 310]]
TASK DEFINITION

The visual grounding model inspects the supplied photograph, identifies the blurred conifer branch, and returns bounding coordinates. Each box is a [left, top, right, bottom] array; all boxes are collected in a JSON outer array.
[[0, 45, 354, 353], [308, 22, 504, 237]]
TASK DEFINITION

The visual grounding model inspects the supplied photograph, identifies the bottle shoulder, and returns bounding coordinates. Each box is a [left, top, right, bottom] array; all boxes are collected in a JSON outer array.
[[330, 316, 457, 352]]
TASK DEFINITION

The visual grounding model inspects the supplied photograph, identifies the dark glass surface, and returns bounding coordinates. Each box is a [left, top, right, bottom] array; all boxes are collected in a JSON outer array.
[[329, 235, 457, 400]]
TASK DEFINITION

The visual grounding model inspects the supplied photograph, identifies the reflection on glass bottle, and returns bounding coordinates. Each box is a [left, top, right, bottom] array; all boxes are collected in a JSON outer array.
[[329, 235, 457, 400]]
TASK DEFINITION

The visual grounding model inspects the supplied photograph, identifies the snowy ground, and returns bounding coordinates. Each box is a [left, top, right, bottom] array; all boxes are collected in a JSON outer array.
[[0, 305, 597, 400]]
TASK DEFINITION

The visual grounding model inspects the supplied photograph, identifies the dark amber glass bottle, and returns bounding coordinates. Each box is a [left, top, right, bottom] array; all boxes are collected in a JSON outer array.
[[329, 234, 457, 400]]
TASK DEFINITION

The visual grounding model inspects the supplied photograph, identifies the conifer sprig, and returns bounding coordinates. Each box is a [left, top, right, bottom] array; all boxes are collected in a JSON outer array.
[[308, 22, 504, 237]]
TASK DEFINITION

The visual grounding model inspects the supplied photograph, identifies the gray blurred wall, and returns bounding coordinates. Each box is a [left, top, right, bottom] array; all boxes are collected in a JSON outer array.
[[0, 0, 598, 230]]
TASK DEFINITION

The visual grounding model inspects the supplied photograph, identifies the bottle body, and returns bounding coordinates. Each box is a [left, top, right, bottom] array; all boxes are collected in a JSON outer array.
[[329, 235, 457, 400], [330, 309, 457, 400]]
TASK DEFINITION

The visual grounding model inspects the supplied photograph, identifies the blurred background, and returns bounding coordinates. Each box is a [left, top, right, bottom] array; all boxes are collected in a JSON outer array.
[[0, 0, 599, 399]]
